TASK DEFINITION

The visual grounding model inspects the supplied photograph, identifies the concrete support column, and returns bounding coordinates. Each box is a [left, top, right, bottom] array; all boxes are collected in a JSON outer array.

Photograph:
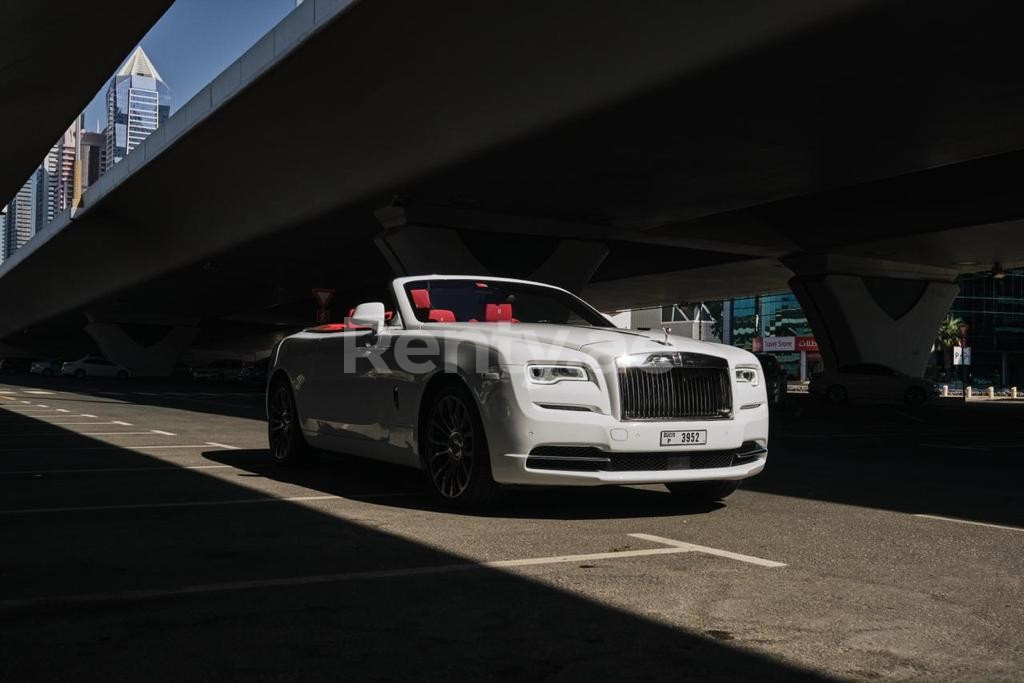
[[85, 313, 199, 377], [374, 206, 608, 295], [784, 254, 959, 378]]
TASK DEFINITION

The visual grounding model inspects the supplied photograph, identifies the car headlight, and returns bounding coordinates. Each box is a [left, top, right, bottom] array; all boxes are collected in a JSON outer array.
[[527, 363, 593, 385], [735, 365, 760, 386]]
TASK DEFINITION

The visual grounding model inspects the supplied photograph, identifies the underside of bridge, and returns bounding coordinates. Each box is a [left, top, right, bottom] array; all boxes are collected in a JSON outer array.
[[4, 0, 1024, 374]]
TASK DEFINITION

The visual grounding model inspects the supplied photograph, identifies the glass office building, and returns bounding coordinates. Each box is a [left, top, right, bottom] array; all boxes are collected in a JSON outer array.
[[104, 47, 170, 171], [947, 269, 1024, 387], [723, 292, 814, 378]]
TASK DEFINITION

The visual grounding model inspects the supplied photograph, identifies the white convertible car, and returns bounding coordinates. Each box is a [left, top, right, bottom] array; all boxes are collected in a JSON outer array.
[[267, 275, 768, 506]]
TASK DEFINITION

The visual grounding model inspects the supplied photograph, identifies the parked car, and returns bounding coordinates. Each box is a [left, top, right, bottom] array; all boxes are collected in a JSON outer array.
[[191, 359, 246, 381], [61, 356, 130, 379], [267, 275, 769, 507], [239, 358, 269, 384], [809, 363, 938, 406], [29, 359, 63, 377], [0, 358, 33, 374], [753, 353, 787, 407]]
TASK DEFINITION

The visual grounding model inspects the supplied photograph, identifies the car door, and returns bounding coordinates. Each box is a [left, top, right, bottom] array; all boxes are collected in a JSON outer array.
[[310, 326, 390, 457]]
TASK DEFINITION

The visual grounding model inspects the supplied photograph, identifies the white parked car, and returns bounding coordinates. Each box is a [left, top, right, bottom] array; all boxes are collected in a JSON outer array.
[[809, 363, 938, 406], [61, 356, 130, 379], [267, 276, 769, 507]]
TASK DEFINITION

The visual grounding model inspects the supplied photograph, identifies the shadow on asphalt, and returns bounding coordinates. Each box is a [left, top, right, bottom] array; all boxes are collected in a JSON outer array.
[[0, 374, 264, 420], [0, 404, 825, 682], [204, 448, 726, 520], [746, 396, 1024, 527]]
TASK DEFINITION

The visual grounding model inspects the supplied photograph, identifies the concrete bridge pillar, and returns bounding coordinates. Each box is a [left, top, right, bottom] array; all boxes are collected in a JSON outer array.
[[784, 254, 959, 378], [85, 313, 199, 377], [374, 206, 608, 295]]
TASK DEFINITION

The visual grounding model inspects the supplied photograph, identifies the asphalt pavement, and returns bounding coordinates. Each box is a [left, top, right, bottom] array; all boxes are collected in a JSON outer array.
[[0, 376, 1020, 681]]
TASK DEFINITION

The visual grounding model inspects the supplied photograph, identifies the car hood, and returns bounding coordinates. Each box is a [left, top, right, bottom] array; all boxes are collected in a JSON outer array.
[[429, 323, 756, 367]]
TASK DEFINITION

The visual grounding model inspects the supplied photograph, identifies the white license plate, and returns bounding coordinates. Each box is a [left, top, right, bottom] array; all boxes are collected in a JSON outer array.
[[660, 430, 707, 446]]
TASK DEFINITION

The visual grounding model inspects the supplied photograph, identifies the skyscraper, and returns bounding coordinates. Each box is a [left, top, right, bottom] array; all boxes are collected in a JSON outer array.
[[104, 47, 170, 172], [4, 177, 35, 260]]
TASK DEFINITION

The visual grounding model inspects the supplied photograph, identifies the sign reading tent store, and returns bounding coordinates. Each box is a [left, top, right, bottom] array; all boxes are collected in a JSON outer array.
[[753, 336, 818, 353]]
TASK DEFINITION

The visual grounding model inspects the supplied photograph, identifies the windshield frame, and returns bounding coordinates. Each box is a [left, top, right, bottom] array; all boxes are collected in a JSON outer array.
[[392, 276, 614, 329]]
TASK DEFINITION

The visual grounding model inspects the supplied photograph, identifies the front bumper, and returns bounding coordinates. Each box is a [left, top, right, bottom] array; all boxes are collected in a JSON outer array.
[[478, 376, 770, 486]]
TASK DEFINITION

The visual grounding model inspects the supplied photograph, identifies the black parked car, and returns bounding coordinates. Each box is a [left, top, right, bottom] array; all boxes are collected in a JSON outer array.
[[754, 353, 787, 407]]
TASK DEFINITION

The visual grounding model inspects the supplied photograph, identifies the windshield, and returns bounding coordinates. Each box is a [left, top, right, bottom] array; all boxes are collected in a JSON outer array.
[[403, 279, 613, 327]]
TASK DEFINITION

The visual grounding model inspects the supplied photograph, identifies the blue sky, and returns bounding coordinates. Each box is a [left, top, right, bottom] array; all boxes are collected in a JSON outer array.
[[82, 0, 296, 131]]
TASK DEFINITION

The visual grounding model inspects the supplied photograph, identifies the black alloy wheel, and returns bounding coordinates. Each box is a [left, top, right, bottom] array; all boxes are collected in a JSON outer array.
[[268, 380, 310, 465], [424, 386, 500, 507]]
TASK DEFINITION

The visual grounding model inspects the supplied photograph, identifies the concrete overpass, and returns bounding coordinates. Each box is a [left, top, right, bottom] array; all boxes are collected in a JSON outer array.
[[0, 1, 173, 205], [4, 0, 1024, 376]]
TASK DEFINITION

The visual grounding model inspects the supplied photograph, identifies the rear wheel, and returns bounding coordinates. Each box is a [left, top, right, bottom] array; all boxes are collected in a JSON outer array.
[[666, 480, 741, 501], [423, 384, 501, 508], [268, 380, 311, 465]]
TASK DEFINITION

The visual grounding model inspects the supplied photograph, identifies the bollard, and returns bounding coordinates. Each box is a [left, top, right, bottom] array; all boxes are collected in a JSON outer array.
[[1013, 387, 1019, 399], [988, 386, 995, 398], [942, 385, 949, 397], [966, 386, 973, 399]]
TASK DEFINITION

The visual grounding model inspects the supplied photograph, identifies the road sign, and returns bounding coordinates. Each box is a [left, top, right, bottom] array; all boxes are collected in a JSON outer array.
[[953, 346, 972, 366], [312, 288, 335, 307]]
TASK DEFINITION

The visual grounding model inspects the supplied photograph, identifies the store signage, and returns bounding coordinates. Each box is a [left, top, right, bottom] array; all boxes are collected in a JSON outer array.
[[762, 336, 796, 352], [796, 336, 819, 352]]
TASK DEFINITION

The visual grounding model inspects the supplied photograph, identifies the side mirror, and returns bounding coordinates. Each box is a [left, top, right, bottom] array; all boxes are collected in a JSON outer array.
[[350, 302, 386, 332]]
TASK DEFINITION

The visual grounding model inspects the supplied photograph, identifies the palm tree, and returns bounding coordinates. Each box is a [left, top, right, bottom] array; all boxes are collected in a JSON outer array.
[[936, 315, 964, 372]]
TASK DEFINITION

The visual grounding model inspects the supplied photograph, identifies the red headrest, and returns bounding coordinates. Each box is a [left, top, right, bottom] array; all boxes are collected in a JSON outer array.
[[485, 303, 513, 322], [411, 289, 431, 309], [428, 309, 455, 323]]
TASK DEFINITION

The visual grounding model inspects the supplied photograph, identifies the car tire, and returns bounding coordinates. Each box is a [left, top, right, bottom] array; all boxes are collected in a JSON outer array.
[[116, 370, 129, 379], [825, 384, 848, 404], [422, 383, 502, 508], [666, 480, 741, 501], [74, 369, 86, 379], [267, 379, 312, 466], [904, 386, 926, 407]]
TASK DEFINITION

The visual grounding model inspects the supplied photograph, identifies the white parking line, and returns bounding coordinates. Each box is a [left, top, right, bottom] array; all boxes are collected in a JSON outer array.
[[112, 420, 131, 425], [0, 443, 236, 453], [0, 464, 237, 476], [0, 533, 779, 610], [151, 430, 176, 436], [34, 404, 49, 408], [628, 533, 787, 568], [56, 409, 70, 413], [914, 513, 1024, 532], [34, 421, 130, 426], [0, 431, 172, 437], [80, 414, 98, 418], [24, 391, 55, 395], [205, 441, 239, 450]]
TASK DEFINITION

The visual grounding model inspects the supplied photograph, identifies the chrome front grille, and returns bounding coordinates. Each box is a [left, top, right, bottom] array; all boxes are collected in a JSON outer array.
[[618, 355, 732, 421]]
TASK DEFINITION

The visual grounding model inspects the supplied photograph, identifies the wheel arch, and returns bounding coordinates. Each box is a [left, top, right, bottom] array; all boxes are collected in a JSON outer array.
[[415, 371, 483, 466]]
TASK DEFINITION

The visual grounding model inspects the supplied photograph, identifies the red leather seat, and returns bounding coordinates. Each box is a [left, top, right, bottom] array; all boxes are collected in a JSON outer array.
[[485, 303, 514, 322], [428, 309, 456, 323], [411, 289, 432, 309]]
